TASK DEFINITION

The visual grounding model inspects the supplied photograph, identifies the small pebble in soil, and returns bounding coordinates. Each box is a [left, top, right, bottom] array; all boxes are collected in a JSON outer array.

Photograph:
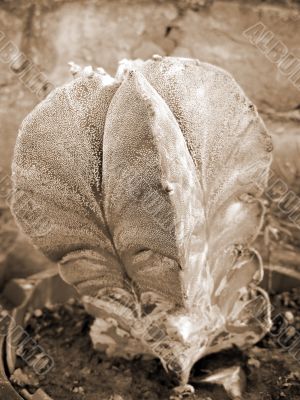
[[10, 368, 39, 387], [33, 309, 43, 318], [110, 395, 124, 400], [0, 309, 9, 318], [284, 311, 294, 324], [80, 366, 91, 375], [285, 326, 296, 337], [171, 384, 195, 398], [247, 357, 261, 369], [73, 386, 85, 394]]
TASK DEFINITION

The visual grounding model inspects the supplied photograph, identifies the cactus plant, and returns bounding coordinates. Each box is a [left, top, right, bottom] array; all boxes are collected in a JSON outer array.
[[11, 56, 273, 384]]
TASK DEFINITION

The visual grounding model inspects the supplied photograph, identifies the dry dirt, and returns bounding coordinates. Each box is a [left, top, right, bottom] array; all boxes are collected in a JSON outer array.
[[11, 289, 300, 400]]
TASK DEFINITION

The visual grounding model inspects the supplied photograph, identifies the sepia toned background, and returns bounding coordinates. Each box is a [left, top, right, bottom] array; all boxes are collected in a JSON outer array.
[[1, 0, 300, 290]]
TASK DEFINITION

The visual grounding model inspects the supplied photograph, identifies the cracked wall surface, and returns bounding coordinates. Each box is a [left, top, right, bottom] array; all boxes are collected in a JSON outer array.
[[0, 0, 300, 286]]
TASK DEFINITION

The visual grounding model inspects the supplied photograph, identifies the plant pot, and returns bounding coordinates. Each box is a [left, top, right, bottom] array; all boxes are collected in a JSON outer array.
[[0, 268, 77, 399]]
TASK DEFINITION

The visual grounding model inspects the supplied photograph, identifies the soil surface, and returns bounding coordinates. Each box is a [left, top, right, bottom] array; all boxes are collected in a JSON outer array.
[[11, 289, 300, 400]]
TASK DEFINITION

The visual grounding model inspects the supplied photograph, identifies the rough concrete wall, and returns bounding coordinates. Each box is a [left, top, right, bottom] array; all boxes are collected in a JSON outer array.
[[0, 0, 300, 285]]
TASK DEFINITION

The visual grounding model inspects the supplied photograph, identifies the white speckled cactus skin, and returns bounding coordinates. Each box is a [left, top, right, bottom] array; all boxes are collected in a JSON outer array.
[[12, 56, 273, 384]]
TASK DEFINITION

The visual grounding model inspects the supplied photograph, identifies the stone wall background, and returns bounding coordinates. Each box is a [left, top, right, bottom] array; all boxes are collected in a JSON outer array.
[[0, 0, 300, 287]]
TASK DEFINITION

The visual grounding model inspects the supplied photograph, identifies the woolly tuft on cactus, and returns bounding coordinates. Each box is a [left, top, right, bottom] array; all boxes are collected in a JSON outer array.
[[11, 56, 273, 384]]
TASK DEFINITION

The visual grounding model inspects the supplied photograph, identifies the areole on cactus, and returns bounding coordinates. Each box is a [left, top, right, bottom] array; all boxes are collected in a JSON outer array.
[[11, 56, 273, 384]]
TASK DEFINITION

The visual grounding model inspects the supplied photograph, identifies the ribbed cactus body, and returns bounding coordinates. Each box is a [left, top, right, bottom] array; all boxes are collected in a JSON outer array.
[[12, 57, 272, 383]]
